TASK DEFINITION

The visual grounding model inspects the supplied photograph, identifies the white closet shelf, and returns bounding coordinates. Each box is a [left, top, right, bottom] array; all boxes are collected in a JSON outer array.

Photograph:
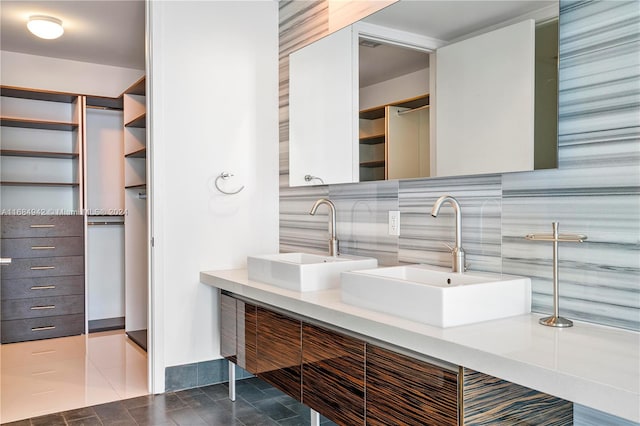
[[0, 181, 79, 187], [1, 150, 79, 159], [1, 116, 78, 131]]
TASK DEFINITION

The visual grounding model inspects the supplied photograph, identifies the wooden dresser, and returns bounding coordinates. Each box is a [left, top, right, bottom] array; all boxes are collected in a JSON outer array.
[[1, 215, 85, 343]]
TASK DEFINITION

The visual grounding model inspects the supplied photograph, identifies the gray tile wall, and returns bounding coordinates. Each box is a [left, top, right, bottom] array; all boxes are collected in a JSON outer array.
[[278, 0, 640, 332]]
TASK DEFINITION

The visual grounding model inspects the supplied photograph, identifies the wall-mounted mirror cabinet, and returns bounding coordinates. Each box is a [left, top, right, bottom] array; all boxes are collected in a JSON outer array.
[[289, 0, 558, 187]]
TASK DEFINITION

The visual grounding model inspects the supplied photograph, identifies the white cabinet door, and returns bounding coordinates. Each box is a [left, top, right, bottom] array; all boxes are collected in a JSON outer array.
[[435, 20, 535, 177], [289, 26, 358, 186]]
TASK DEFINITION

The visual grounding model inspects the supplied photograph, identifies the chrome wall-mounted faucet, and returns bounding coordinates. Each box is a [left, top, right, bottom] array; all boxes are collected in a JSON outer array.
[[309, 198, 339, 256], [431, 195, 465, 273]]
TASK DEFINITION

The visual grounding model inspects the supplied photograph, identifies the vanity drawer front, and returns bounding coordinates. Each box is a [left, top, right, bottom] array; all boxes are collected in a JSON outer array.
[[366, 345, 458, 426], [1, 313, 84, 344], [257, 307, 302, 400], [1, 275, 85, 300], [0, 256, 84, 279], [1, 215, 83, 238], [1, 294, 85, 320], [302, 323, 365, 425], [1, 237, 84, 259]]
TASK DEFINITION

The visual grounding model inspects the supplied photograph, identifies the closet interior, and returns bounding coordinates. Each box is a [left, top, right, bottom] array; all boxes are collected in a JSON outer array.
[[0, 79, 148, 350]]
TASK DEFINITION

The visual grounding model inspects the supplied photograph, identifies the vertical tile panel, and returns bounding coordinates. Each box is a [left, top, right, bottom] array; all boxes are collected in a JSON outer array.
[[280, 184, 331, 254], [398, 175, 502, 273], [502, 0, 640, 331], [329, 180, 399, 265]]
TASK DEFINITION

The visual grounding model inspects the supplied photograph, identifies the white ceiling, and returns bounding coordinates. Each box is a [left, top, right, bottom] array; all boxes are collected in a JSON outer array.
[[0, 1, 145, 70]]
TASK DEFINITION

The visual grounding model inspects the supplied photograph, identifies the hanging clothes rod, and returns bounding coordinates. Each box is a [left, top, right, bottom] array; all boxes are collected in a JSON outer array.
[[85, 105, 123, 112], [397, 104, 430, 116], [87, 221, 125, 226]]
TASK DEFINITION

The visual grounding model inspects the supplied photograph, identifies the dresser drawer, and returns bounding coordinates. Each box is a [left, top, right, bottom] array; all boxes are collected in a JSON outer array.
[[1, 314, 84, 343], [1, 215, 83, 238], [2, 294, 84, 320], [1, 276, 84, 300], [1, 237, 84, 259], [0, 256, 84, 279]]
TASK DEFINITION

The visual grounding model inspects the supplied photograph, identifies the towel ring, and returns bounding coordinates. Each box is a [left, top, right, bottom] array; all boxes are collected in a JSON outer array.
[[215, 172, 244, 195]]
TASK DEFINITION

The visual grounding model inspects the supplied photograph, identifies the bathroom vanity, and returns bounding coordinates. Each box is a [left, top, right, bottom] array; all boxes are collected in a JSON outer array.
[[201, 269, 640, 425]]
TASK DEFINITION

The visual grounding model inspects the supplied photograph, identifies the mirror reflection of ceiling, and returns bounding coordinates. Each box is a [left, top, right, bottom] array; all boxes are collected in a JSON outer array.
[[362, 0, 557, 41], [357, 0, 556, 96], [360, 41, 429, 87]]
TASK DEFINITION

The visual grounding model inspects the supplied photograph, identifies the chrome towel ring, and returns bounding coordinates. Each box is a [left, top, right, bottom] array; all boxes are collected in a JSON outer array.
[[215, 172, 245, 195]]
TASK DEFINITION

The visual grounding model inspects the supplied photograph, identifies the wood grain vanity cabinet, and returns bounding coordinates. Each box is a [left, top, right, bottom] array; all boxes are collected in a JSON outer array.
[[1, 215, 85, 343], [219, 292, 572, 425], [302, 323, 365, 425], [256, 307, 302, 400]]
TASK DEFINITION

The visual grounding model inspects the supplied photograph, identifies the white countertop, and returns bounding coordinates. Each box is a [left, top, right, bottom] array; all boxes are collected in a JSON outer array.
[[200, 269, 640, 422]]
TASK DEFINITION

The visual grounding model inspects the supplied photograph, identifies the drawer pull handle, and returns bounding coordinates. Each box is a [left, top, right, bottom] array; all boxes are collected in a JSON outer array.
[[31, 305, 56, 310], [32, 246, 56, 250], [30, 266, 55, 270], [32, 326, 56, 331], [30, 224, 55, 228], [31, 285, 56, 290]]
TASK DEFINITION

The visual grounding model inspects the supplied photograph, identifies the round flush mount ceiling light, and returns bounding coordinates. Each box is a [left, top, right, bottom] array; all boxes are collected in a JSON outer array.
[[27, 15, 64, 40]]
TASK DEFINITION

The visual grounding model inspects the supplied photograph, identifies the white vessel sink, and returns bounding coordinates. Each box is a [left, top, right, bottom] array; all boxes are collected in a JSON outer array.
[[247, 253, 378, 292], [341, 265, 531, 327]]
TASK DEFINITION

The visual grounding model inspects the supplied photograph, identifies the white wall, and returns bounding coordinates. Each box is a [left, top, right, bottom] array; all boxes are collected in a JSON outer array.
[[148, 0, 279, 392], [0, 51, 143, 97], [87, 224, 125, 320], [360, 67, 429, 110]]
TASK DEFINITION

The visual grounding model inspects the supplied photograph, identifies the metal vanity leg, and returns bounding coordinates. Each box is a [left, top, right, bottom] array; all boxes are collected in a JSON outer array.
[[228, 360, 236, 401], [310, 408, 320, 426]]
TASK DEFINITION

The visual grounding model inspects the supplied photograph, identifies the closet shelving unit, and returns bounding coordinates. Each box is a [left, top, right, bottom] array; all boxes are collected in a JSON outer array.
[[359, 94, 430, 181], [0, 86, 85, 343], [123, 76, 148, 351], [0, 86, 83, 208]]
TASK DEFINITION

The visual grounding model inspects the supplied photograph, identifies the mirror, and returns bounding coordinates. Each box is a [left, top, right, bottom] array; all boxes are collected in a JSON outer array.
[[289, 0, 558, 187]]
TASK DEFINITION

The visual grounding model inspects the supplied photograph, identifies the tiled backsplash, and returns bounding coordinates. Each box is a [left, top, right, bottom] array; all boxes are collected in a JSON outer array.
[[278, 1, 639, 331]]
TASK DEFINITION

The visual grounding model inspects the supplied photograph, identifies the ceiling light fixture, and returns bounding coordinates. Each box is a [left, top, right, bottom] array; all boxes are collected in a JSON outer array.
[[27, 15, 64, 40]]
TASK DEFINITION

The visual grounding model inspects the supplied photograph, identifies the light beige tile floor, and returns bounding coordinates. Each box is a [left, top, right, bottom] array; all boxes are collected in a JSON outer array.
[[0, 330, 148, 423]]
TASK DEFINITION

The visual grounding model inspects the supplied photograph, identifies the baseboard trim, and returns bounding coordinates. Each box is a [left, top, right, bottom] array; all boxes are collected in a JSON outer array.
[[88, 317, 125, 333], [165, 359, 254, 392]]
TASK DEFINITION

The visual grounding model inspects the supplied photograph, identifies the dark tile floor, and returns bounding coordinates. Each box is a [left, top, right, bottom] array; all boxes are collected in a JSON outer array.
[[2, 378, 338, 426]]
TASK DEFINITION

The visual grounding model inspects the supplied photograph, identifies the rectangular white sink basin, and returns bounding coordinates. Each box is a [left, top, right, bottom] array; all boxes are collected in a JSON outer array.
[[248, 253, 378, 292], [341, 265, 531, 327]]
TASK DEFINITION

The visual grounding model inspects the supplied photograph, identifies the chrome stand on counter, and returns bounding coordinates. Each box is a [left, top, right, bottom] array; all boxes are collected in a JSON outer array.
[[526, 222, 587, 328]]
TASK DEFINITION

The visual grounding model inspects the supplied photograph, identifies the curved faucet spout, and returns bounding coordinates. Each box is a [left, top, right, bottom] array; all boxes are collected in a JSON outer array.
[[431, 195, 465, 272], [309, 198, 339, 256]]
